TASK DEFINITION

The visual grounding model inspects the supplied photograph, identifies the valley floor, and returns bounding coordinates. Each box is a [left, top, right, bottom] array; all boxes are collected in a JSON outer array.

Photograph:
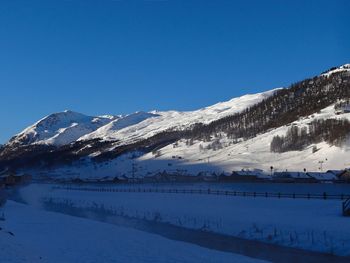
[[2, 182, 350, 262], [0, 201, 265, 263]]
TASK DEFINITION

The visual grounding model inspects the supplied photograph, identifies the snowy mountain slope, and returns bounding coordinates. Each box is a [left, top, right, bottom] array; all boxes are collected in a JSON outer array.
[[7, 89, 279, 149], [32, 102, 350, 180], [2, 63, 350, 178], [140, 103, 350, 173], [322, 64, 350, 77], [78, 111, 161, 142], [79, 89, 279, 145], [8, 110, 119, 146]]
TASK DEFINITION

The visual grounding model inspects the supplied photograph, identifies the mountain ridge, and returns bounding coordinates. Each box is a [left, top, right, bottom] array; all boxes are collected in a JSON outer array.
[[1, 63, 350, 178]]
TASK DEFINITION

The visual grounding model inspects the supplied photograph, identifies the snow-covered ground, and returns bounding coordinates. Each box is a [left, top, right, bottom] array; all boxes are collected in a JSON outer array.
[[0, 200, 268, 263], [17, 184, 350, 258]]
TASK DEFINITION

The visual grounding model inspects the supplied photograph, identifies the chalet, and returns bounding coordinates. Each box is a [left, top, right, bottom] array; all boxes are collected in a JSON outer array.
[[338, 170, 350, 182], [149, 171, 171, 182], [112, 177, 121, 183], [198, 171, 219, 182], [71, 178, 84, 184], [273, 172, 297, 183], [306, 172, 337, 182], [273, 171, 316, 183], [227, 169, 265, 182], [173, 174, 198, 183], [327, 170, 344, 177]]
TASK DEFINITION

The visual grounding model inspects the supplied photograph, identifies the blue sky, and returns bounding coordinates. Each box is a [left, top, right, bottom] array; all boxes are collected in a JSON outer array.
[[0, 0, 349, 143]]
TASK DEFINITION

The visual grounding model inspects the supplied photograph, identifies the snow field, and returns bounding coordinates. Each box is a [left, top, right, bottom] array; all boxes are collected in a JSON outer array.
[[0, 201, 268, 263], [20, 184, 350, 257]]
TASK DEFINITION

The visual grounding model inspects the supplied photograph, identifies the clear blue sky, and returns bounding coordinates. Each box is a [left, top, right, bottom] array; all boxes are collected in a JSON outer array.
[[0, 0, 349, 143]]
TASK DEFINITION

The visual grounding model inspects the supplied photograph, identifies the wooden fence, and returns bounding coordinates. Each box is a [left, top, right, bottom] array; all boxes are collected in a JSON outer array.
[[54, 186, 350, 201]]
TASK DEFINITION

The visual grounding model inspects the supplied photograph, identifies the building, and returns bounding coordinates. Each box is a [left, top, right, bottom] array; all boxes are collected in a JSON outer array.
[[306, 172, 337, 182], [273, 171, 317, 183], [226, 169, 267, 182], [338, 170, 350, 182], [0, 173, 32, 186]]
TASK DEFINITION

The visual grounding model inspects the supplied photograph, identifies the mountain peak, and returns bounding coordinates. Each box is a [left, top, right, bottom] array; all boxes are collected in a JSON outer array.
[[8, 111, 114, 146]]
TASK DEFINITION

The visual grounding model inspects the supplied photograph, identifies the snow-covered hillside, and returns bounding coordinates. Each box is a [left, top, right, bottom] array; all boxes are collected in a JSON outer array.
[[141, 103, 350, 173], [7, 89, 279, 147], [32, 102, 350, 180], [8, 111, 119, 146], [3, 64, 350, 178], [78, 89, 279, 144]]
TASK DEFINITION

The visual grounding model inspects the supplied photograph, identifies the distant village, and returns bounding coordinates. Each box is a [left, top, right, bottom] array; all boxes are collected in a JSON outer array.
[[2, 168, 349, 186]]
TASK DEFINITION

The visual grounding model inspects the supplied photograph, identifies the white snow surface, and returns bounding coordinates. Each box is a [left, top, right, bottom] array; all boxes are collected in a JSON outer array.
[[79, 89, 279, 144], [321, 64, 350, 77], [140, 103, 350, 173], [0, 200, 268, 263], [18, 184, 350, 257]]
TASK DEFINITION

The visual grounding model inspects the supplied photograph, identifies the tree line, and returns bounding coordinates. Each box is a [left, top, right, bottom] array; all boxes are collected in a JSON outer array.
[[270, 119, 350, 153]]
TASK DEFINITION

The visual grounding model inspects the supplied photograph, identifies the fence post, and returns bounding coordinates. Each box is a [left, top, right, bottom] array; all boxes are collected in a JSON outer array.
[[323, 192, 327, 200], [278, 192, 281, 199]]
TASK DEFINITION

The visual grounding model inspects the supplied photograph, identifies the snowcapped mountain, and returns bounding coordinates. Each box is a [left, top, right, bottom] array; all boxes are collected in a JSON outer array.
[[1, 63, 350, 179], [8, 110, 119, 147], [7, 89, 278, 148], [79, 89, 279, 145]]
